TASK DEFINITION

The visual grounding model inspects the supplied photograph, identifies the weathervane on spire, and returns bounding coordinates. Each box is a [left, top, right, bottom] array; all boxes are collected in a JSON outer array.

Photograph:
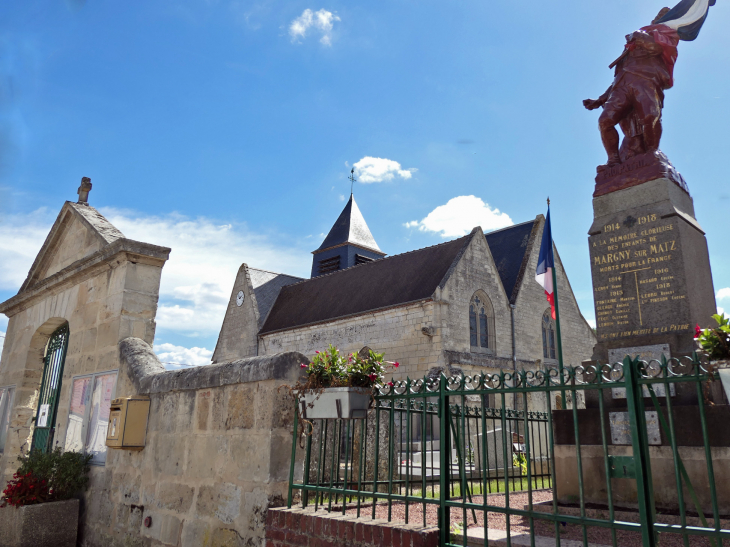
[[349, 168, 356, 195]]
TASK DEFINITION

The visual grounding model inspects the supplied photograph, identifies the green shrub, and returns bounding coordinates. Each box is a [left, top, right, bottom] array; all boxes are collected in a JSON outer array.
[[697, 314, 730, 360], [0, 448, 92, 507]]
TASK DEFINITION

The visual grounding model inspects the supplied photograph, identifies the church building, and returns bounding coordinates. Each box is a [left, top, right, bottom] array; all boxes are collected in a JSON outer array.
[[213, 194, 596, 379]]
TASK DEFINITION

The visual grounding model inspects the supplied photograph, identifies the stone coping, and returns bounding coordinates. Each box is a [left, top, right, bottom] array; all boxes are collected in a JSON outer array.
[[529, 501, 730, 530], [0, 238, 171, 314], [119, 337, 309, 394]]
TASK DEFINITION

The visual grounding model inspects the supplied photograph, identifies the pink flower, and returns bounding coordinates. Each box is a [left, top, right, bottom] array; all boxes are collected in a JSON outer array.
[[388, 381, 394, 387], [695, 324, 702, 338], [315, 351, 320, 354], [393, 362, 400, 368], [300, 363, 307, 369]]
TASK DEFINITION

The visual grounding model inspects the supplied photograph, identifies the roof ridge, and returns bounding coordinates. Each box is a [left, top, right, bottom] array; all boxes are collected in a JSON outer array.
[[484, 219, 535, 237], [247, 266, 304, 279], [283, 232, 473, 288]]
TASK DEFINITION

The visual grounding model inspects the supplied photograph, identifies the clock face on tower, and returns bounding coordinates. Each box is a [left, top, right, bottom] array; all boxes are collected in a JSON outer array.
[[236, 290, 245, 307]]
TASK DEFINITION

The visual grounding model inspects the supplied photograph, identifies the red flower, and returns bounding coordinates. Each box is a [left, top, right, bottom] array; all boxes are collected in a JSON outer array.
[[387, 381, 394, 387], [300, 363, 307, 368], [368, 373, 377, 382], [695, 324, 702, 338], [393, 362, 400, 368]]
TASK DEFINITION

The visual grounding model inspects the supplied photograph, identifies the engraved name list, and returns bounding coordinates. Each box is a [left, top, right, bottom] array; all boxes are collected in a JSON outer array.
[[589, 211, 691, 342]]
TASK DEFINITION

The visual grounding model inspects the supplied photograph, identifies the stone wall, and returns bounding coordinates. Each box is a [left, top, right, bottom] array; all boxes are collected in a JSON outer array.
[[265, 507, 439, 547], [0, 228, 168, 485], [80, 338, 307, 547], [212, 265, 261, 363], [260, 301, 440, 379]]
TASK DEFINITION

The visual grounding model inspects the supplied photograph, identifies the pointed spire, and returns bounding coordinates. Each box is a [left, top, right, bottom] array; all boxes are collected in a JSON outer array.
[[315, 194, 382, 253]]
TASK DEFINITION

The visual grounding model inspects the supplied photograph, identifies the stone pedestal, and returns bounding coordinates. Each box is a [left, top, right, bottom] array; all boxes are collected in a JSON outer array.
[[588, 177, 716, 363]]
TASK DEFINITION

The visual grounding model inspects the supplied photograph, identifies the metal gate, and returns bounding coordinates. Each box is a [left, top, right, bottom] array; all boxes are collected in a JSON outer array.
[[288, 355, 730, 546], [30, 324, 70, 453]]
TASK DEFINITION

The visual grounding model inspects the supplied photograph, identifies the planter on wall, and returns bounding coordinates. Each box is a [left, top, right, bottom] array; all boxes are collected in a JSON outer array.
[[299, 387, 371, 419], [0, 499, 79, 547]]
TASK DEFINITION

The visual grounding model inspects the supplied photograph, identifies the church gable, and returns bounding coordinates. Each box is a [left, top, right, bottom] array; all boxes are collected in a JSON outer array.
[[20, 202, 125, 292]]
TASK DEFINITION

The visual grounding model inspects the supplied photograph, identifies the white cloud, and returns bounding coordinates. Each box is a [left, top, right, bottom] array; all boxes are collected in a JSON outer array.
[[100, 208, 307, 336], [404, 195, 513, 238], [586, 319, 596, 329], [154, 342, 213, 369], [719, 306, 726, 316], [0, 207, 309, 360], [717, 288, 730, 302], [0, 208, 55, 290], [289, 8, 340, 46], [353, 157, 414, 183]]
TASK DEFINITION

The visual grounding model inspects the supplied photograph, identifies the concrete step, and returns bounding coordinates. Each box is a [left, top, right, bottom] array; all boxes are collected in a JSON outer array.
[[452, 527, 611, 547]]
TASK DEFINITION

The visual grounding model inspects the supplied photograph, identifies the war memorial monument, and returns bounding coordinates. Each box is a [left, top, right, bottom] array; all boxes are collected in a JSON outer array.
[[583, 3, 717, 365]]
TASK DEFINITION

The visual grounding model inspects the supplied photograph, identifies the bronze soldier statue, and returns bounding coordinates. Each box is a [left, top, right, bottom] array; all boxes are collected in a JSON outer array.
[[584, 1, 715, 172]]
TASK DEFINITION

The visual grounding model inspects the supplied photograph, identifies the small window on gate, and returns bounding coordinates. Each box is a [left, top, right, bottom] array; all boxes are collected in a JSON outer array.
[[0, 385, 16, 453], [64, 371, 118, 465]]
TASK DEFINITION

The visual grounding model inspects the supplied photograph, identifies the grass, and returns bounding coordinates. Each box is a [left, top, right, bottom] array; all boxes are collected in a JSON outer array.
[[298, 476, 552, 507]]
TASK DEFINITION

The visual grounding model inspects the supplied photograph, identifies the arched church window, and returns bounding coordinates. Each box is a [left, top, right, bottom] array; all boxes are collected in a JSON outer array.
[[469, 292, 494, 353], [542, 309, 557, 361]]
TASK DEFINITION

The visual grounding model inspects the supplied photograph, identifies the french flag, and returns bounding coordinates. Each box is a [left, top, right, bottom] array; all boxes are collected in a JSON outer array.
[[656, 0, 716, 41], [535, 207, 556, 320]]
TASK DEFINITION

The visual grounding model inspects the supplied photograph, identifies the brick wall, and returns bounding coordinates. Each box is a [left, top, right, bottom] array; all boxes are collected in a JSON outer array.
[[266, 507, 439, 547]]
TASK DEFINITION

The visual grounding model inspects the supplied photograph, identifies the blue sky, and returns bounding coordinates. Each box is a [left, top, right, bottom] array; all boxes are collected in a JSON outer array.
[[1, 0, 728, 366]]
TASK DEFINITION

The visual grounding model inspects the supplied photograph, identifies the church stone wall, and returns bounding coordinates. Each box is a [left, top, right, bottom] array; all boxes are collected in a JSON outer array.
[[259, 300, 442, 378], [212, 265, 260, 363], [0, 242, 167, 488], [511, 218, 597, 368], [439, 231, 512, 360]]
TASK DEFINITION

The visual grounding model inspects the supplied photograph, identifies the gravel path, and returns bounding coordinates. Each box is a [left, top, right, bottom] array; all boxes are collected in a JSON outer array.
[[332, 489, 720, 547]]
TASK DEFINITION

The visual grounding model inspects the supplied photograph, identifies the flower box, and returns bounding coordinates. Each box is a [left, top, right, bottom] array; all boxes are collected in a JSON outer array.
[[299, 387, 371, 419], [0, 499, 79, 547]]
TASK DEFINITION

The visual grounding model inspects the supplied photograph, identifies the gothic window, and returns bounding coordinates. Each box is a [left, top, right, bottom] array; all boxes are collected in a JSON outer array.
[[542, 309, 557, 361], [469, 292, 494, 353]]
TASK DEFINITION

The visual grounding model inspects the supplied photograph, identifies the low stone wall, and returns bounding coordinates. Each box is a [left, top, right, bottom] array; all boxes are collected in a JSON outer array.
[[265, 507, 439, 547], [80, 337, 308, 547], [554, 444, 730, 514]]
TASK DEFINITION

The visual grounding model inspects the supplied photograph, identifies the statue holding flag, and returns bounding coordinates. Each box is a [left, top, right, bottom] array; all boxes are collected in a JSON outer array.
[[583, 0, 716, 195]]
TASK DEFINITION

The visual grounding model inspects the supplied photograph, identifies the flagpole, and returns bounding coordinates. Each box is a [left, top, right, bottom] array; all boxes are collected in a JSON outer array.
[[551, 261, 567, 394], [548, 200, 567, 406]]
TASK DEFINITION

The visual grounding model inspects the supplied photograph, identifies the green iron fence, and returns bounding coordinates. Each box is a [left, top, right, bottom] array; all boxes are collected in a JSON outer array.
[[287, 355, 730, 547]]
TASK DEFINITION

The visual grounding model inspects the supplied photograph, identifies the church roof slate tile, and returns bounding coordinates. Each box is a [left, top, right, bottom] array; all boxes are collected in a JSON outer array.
[[247, 268, 304, 329], [484, 219, 538, 303], [260, 231, 476, 334]]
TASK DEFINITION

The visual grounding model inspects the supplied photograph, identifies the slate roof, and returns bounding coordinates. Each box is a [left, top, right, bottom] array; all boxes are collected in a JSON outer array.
[[260, 231, 475, 334], [315, 195, 383, 254], [484, 219, 538, 303], [247, 268, 303, 329]]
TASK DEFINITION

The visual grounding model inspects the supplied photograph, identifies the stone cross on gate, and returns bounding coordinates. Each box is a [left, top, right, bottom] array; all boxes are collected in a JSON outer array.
[[77, 177, 92, 204]]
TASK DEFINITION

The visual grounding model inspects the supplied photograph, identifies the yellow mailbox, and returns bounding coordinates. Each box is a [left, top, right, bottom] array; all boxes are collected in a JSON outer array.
[[106, 396, 150, 451]]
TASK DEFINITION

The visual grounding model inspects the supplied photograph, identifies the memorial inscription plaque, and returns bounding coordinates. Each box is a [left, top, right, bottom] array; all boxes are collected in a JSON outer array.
[[590, 210, 692, 343], [609, 411, 661, 445]]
